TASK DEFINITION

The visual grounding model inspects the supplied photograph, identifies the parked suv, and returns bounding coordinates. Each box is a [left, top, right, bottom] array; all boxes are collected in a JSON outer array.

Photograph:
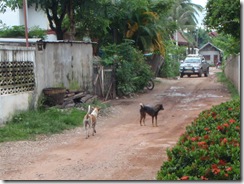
[[179, 54, 210, 78]]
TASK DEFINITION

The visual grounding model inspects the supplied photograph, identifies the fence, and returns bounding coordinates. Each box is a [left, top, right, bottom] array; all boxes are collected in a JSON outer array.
[[224, 54, 240, 95], [0, 41, 93, 124], [0, 45, 36, 124]]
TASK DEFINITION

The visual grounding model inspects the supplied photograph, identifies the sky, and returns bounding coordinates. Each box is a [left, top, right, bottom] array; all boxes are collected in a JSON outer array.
[[191, 0, 208, 27]]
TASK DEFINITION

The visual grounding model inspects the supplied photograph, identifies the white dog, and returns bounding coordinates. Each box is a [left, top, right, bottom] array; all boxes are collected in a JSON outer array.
[[83, 105, 100, 139]]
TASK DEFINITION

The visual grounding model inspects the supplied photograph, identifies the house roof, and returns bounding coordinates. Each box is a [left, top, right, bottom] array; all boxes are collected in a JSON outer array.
[[199, 42, 223, 53], [172, 31, 188, 46], [209, 31, 218, 37]]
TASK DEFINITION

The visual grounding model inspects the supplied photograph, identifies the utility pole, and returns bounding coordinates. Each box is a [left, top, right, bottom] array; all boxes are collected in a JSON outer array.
[[23, 0, 29, 47]]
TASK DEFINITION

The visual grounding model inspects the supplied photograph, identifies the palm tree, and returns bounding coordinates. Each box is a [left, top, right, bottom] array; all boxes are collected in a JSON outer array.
[[169, 0, 203, 47]]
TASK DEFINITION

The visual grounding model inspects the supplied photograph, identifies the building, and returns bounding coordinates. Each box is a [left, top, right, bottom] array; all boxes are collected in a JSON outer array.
[[0, 6, 56, 40], [199, 42, 223, 65]]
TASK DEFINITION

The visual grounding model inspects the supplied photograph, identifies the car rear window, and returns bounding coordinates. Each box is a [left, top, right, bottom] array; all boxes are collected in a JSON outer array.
[[184, 58, 201, 63]]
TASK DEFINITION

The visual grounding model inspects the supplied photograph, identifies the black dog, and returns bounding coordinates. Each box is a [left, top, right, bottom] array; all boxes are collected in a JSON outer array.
[[139, 103, 164, 127]]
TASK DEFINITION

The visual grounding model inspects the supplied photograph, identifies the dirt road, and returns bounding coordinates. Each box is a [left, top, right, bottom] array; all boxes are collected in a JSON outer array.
[[0, 67, 231, 180]]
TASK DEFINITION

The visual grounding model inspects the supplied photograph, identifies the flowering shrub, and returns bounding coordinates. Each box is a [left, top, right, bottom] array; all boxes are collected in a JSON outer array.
[[157, 98, 240, 180]]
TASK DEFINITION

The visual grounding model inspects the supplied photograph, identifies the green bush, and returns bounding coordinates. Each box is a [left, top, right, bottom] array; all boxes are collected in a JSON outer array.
[[157, 98, 240, 180], [0, 25, 46, 39], [101, 40, 153, 95], [159, 41, 185, 78]]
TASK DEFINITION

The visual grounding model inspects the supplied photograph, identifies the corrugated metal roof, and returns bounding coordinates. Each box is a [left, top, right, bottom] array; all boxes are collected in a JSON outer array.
[[199, 42, 223, 52]]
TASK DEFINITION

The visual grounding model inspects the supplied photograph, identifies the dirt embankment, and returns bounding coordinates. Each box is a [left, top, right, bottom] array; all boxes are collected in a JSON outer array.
[[0, 67, 231, 180]]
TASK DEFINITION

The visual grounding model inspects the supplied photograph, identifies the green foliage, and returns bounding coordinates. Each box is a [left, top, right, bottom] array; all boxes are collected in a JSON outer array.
[[159, 41, 183, 78], [216, 72, 239, 100], [0, 25, 46, 39], [28, 26, 47, 39], [157, 98, 240, 180], [101, 40, 153, 95], [205, 0, 240, 40], [0, 108, 85, 142], [197, 28, 211, 48], [211, 33, 240, 58]]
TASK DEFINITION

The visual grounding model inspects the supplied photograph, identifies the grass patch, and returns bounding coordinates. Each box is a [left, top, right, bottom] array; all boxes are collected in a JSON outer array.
[[216, 72, 239, 99], [0, 108, 85, 143]]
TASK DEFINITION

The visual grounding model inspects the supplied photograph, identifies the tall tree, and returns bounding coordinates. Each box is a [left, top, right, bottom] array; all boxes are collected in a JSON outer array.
[[204, 0, 240, 40]]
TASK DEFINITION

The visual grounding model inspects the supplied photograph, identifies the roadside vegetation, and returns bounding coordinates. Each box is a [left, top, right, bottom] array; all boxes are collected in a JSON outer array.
[[0, 100, 107, 143], [157, 98, 240, 180], [0, 25, 46, 39]]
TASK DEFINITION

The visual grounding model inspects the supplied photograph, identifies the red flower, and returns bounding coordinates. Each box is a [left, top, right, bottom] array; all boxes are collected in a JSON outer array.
[[218, 160, 226, 166], [204, 127, 210, 132], [226, 167, 232, 172], [191, 137, 198, 141], [221, 138, 228, 144], [223, 123, 229, 127], [229, 119, 236, 124], [201, 176, 208, 180], [180, 176, 189, 180], [198, 141, 208, 149], [217, 125, 223, 131], [211, 112, 217, 118], [204, 135, 209, 140], [212, 167, 220, 175], [228, 108, 232, 111]]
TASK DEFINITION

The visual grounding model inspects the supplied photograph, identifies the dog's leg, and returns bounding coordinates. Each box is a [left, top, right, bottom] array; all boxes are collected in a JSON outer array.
[[152, 117, 154, 127], [140, 115, 143, 126], [140, 114, 146, 126], [155, 115, 158, 127], [92, 122, 96, 136]]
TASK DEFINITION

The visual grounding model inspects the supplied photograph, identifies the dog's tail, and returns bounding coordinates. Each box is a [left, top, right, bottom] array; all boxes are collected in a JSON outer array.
[[84, 105, 91, 120], [140, 103, 144, 109]]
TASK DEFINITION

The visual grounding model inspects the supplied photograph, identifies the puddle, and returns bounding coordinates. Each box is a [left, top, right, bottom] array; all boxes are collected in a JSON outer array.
[[170, 86, 184, 90], [196, 94, 223, 98]]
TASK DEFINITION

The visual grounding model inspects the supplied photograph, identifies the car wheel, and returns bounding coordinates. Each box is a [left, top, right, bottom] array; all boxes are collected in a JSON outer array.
[[180, 73, 184, 78], [204, 68, 209, 77], [198, 69, 202, 77]]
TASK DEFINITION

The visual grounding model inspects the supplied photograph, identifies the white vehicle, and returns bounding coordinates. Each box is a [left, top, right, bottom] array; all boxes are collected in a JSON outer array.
[[179, 54, 210, 78]]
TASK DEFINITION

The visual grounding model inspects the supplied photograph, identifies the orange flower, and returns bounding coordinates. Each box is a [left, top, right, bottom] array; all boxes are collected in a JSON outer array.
[[191, 137, 198, 141], [201, 176, 208, 180], [204, 127, 210, 131], [229, 119, 236, 124], [221, 138, 228, 144], [226, 167, 232, 172], [212, 168, 220, 175], [223, 123, 229, 127], [180, 176, 189, 180]]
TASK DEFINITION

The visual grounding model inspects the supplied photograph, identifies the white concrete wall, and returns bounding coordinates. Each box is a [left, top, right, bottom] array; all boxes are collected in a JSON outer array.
[[224, 54, 240, 95], [35, 42, 93, 103], [0, 92, 34, 124], [0, 8, 21, 26], [0, 42, 93, 124], [1, 6, 48, 29]]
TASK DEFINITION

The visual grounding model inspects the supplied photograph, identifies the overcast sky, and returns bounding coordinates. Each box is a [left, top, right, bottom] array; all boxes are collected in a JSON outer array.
[[191, 0, 208, 27]]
